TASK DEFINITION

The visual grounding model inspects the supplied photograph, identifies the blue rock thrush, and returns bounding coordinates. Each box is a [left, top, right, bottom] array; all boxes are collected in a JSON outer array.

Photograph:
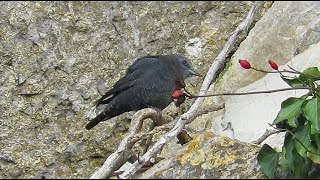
[[85, 54, 201, 130]]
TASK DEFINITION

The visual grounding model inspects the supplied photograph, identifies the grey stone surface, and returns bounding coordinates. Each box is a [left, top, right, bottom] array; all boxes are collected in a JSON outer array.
[[216, 1, 320, 95], [135, 132, 264, 179], [0, 1, 263, 178], [193, 1, 320, 147]]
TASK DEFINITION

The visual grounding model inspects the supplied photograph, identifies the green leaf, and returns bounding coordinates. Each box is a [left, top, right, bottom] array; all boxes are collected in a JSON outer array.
[[303, 98, 320, 133], [293, 148, 310, 178], [272, 98, 306, 125], [281, 76, 306, 88], [308, 133, 320, 164], [299, 94, 310, 99], [301, 67, 320, 81], [298, 67, 320, 88], [287, 116, 297, 128], [307, 147, 320, 164], [258, 144, 279, 179], [311, 125, 318, 135], [279, 134, 295, 172], [293, 123, 311, 158], [312, 133, 320, 147]]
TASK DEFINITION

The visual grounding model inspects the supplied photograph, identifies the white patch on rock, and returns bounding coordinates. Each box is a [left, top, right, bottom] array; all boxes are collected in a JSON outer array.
[[214, 41, 320, 149], [185, 37, 203, 57]]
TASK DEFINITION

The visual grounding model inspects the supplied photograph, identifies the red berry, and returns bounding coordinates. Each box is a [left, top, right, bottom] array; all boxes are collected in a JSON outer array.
[[238, 59, 251, 69], [172, 90, 184, 99], [268, 60, 278, 70]]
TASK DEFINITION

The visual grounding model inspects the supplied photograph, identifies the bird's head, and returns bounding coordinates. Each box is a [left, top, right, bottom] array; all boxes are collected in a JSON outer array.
[[175, 55, 202, 79]]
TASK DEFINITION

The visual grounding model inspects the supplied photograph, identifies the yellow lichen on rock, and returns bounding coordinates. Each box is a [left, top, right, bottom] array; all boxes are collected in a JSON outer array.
[[190, 149, 205, 166], [177, 135, 200, 165]]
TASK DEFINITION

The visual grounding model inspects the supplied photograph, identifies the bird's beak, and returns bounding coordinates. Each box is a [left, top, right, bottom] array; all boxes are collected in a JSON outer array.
[[189, 68, 202, 77]]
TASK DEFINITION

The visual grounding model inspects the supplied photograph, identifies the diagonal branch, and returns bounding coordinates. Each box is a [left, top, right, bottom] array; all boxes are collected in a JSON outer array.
[[119, 1, 264, 179]]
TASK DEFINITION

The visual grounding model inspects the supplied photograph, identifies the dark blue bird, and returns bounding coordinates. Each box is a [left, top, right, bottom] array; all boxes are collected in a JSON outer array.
[[85, 54, 201, 130]]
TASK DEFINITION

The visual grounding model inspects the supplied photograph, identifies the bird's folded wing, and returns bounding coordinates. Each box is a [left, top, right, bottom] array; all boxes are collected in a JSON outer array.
[[95, 56, 162, 106], [95, 75, 138, 106]]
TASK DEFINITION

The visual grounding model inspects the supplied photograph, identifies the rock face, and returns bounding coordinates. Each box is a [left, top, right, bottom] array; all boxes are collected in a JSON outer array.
[[218, 1, 320, 94], [135, 132, 264, 179], [5, 1, 320, 179], [133, 1, 320, 178], [0, 1, 263, 179], [196, 1, 320, 110], [192, 1, 320, 148], [214, 41, 320, 148]]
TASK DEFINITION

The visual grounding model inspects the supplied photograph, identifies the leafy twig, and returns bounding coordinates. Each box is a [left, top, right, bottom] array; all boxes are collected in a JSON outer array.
[[268, 123, 320, 157]]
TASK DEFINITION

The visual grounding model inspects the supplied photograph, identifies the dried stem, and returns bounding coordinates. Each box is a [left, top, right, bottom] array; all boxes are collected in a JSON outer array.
[[251, 67, 298, 74]]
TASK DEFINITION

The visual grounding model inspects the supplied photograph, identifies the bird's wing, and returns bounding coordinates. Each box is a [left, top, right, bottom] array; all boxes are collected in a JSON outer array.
[[131, 70, 176, 110], [95, 75, 138, 106], [95, 56, 161, 106], [126, 55, 160, 75]]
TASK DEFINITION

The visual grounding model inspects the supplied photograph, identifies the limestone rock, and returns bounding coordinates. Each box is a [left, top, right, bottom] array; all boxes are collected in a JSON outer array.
[[214, 41, 320, 149], [0, 1, 262, 178], [194, 1, 320, 148], [135, 132, 264, 179]]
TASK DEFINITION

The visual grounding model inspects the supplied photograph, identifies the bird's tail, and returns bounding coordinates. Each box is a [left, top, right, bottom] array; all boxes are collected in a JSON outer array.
[[85, 111, 110, 130]]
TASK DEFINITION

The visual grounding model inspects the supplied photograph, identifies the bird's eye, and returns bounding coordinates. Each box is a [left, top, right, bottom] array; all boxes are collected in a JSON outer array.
[[183, 60, 187, 65]]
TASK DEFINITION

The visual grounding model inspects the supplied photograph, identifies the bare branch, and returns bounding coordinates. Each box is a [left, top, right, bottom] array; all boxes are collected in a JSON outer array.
[[251, 129, 284, 145], [89, 108, 161, 179], [184, 86, 314, 98], [119, 2, 264, 179]]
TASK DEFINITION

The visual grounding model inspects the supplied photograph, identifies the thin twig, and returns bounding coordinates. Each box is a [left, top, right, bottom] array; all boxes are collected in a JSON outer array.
[[183, 86, 314, 98], [252, 129, 285, 144], [287, 65, 320, 80], [118, 2, 263, 179], [251, 67, 297, 74], [287, 65, 305, 76]]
